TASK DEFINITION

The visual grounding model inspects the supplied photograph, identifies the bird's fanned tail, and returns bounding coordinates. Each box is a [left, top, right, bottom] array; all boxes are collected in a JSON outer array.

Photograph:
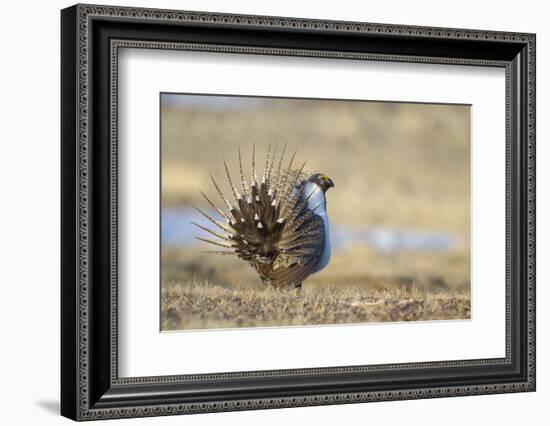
[[193, 146, 327, 289]]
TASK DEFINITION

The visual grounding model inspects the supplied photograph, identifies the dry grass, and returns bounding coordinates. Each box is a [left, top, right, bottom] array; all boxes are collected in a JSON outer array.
[[161, 281, 470, 331]]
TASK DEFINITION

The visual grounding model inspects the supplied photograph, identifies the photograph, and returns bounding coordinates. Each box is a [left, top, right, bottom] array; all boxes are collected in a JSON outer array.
[[160, 93, 471, 331]]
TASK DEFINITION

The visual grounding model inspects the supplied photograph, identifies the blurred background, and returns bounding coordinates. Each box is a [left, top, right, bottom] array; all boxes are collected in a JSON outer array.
[[161, 94, 470, 293]]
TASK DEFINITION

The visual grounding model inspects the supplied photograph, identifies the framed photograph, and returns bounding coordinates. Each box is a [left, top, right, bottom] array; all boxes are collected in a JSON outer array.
[[61, 4, 536, 421]]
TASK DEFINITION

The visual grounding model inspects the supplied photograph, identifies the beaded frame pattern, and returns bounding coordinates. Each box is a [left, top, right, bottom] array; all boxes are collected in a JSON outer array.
[[74, 4, 535, 420]]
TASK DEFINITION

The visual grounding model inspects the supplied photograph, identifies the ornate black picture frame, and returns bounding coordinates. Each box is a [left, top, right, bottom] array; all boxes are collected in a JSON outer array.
[[61, 4, 536, 421]]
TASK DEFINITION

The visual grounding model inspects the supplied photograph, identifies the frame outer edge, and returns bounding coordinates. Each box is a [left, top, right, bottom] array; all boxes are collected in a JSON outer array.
[[61, 4, 80, 421], [76, 2, 91, 420], [527, 33, 536, 390]]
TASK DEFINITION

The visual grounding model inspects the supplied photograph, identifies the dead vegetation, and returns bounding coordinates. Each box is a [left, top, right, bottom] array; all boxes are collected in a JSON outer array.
[[161, 281, 470, 331]]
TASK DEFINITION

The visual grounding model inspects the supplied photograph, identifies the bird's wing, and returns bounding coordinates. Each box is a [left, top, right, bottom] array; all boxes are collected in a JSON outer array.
[[270, 213, 325, 286]]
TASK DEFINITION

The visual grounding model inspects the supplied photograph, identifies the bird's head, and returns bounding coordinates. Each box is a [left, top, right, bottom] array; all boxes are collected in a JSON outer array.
[[309, 173, 335, 193]]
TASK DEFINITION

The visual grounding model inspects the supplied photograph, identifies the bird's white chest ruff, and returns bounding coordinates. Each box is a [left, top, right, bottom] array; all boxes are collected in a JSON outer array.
[[303, 182, 331, 273]]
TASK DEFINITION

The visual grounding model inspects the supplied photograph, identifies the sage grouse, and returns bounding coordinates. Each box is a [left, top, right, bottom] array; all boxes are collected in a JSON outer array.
[[193, 145, 334, 289]]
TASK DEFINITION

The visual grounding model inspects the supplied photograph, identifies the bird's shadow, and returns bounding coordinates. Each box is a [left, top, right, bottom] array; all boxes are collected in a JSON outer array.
[[36, 400, 59, 415]]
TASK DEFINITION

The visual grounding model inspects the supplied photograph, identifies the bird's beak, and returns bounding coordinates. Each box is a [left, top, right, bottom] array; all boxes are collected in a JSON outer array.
[[327, 178, 335, 189]]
